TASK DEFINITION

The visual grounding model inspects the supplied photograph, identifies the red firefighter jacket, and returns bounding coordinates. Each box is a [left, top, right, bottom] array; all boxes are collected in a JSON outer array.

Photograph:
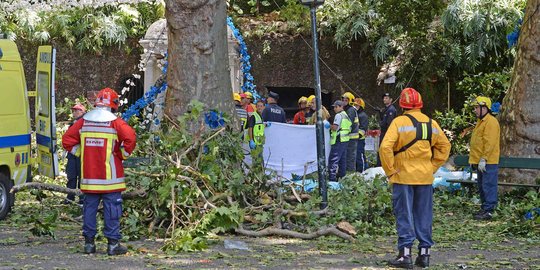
[[62, 117, 136, 193]]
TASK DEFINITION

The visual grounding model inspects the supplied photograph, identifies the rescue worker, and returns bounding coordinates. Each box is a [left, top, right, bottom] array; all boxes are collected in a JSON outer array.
[[377, 92, 397, 166], [64, 103, 86, 204], [234, 93, 248, 131], [380, 88, 450, 269], [293, 96, 309, 125], [241, 93, 255, 117], [342, 92, 359, 172], [469, 96, 500, 221], [305, 95, 316, 119], [262, 91, 286, 123], [354, 97, 369, 172], [328, 100, 351, 182], [62, 88, 137, 256], [244, 91, 257, 113], [247, 100, 266, 171], [247, 100, 266, 149], [307, 95, 330, 125]]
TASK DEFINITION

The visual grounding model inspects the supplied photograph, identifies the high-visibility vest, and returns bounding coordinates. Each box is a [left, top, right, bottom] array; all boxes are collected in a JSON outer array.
[[253, 112, 265, 145], [80, 120, 125, 192], [331, 111, 352, 145], [244, 112, 265, 144]]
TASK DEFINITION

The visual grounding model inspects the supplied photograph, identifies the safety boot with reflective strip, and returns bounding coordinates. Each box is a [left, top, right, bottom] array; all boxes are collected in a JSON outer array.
[[388, 247, 413, 269], [415, 247, 430, 268]]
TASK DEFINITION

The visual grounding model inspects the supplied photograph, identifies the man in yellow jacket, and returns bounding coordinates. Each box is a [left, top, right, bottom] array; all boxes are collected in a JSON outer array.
[[380, 88, 450, 269], [469, 96, 500, 221]]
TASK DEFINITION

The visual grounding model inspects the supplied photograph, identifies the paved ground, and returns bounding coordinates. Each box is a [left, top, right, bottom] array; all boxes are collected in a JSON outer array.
[[1, 221, 539, 270]]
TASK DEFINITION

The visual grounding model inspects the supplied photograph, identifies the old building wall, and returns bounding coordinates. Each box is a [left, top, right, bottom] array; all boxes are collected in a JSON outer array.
[[16, 35, 447, 120], [16, 39, 143, 104]]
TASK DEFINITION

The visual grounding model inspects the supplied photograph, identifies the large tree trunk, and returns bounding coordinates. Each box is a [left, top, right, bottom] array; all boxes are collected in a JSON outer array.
[[164, 0, 233, 118], [499, 0, 540, 184]]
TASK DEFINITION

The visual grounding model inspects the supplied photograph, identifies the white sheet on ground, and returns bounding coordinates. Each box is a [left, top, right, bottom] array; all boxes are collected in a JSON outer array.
[[244, 122, 331, 179]]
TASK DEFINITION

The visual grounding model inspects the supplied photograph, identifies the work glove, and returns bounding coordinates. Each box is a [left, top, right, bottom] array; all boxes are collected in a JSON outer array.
[[478, 158, 487, 173], [249, 140, 256, 150], [324, 121, 331, 129]]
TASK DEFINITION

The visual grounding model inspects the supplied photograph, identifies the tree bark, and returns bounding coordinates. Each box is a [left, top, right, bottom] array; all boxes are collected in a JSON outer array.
[[164, 0, 234, 118], [499, 0, 540, 184]]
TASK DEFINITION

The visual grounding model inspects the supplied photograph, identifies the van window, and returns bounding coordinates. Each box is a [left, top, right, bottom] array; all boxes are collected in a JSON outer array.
[[0, 69, 25, 116], [37, 71, 50, 117]]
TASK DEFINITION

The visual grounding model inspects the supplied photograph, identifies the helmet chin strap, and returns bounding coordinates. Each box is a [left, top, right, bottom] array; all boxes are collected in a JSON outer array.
[[478, 106, 489, 119]]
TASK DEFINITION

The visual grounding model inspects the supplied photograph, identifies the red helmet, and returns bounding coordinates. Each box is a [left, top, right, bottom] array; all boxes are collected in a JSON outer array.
[[95, 88, 119, 110], [399, 87, 423, 109]]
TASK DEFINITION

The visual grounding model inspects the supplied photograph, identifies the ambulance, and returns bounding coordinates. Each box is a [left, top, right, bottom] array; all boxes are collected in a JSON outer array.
[[0, 38, 58, 220]]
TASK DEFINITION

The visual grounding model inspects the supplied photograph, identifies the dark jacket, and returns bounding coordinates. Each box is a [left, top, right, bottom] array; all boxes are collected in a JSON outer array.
[[380, 104, 397, 133], [357, 108, 369, 138], [344, 105, 359, 136], [262, 103, 286, 123]]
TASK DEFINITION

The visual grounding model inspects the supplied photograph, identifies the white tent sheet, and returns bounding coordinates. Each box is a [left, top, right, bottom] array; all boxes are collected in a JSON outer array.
[[244, 122, 331, 179]]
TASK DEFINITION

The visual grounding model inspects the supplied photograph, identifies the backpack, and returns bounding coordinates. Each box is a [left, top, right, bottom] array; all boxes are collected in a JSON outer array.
[[394, 114, 432, 155]]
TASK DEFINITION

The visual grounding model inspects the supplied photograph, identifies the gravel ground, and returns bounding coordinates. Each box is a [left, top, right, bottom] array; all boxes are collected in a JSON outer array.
[[1, 222, 539, 270]]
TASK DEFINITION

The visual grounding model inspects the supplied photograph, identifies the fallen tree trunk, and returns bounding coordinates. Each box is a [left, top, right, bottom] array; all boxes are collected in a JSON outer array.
[[235, 224, 355, 242], [10, 182, 146, 199]]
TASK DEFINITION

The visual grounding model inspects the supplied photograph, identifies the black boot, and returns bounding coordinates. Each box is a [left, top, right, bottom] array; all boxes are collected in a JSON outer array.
[[415, 247, 430, 268], [107, 239, 128, 256], [474, 210, 493, 220], [83, 237, 96, 254], [388, 247, 413, 269]]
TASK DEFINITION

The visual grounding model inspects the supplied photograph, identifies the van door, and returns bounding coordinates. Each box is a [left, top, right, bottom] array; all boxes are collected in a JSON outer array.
[[35, 46, 58, 178]]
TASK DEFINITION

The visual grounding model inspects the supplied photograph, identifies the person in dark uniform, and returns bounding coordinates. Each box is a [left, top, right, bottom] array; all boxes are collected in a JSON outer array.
[[64, 103, 86, 204], [377, 93, 397, 166], [354, 97, 369, 172], [341, 92, 359, 172], [262, 91, 286, 123]]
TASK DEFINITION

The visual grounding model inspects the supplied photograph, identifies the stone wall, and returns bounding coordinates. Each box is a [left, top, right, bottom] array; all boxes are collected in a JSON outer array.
[[16, 35, 448, 118], [16, 39, 143, 103], [246, 36, 448, 117], [246, 36, 389, 114]]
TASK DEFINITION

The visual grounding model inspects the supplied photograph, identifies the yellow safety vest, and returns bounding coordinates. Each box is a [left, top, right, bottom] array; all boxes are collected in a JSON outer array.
[[253, 112, 265, 145], [331, 111, 352, 145]]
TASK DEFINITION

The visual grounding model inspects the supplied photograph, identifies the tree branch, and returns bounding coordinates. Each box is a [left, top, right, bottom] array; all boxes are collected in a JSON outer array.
[[10, 182, 146, 199], [235, 224, 355, 242]]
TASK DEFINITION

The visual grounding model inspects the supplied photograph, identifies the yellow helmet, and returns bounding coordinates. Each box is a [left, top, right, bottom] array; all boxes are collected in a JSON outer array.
[[244, 91, 253, 100], [354, 97, 365, 109], [298, 96, 308, 104], [307, 95, 316, 104], [233, 93, 241, 102], [475, 96, 492, 109], [341, 92, 355, 105]]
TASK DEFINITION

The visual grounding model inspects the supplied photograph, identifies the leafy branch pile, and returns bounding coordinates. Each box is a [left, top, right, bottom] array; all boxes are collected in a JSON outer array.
[[119, 101, 392, 251]]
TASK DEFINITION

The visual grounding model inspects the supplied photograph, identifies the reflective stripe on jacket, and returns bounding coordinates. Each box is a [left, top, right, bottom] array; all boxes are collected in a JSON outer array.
[[379, 109, 450, 185], [253, 112, 265, 145], [331, 111, 352, 145], [62, 117, 136, 193], [469, 113, 500, 164]]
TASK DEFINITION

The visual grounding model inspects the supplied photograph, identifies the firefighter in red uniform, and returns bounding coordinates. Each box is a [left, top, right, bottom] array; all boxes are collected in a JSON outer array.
[[62, 88, 136, 256]]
